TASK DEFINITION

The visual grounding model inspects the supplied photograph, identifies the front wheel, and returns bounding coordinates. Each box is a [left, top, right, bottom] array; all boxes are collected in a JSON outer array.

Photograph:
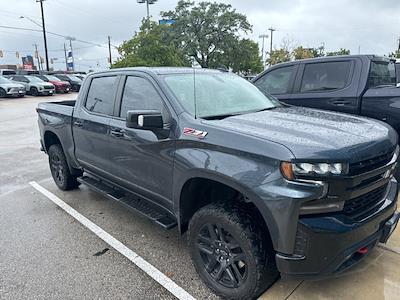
[[188, 203, 278, 300], [30, 87, 39, 96], [0, 88, 6, 98], [48, 144, 80, 190]]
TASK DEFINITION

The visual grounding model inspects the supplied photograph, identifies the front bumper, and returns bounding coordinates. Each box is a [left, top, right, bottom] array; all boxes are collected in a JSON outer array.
[[39, 89, 55, 95], [276, 178, 398, 279], [6, 89, 26, 97], [55, 86, 70, 93]]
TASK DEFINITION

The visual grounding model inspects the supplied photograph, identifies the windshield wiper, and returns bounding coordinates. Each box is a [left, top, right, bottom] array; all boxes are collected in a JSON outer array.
[[370, 84, 395, 88], [202, 113, 239, 120], [304, 86, 337, 92]]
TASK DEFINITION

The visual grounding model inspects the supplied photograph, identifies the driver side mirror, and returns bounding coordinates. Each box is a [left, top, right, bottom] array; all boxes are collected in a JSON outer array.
[[126, 110, 163, 129]]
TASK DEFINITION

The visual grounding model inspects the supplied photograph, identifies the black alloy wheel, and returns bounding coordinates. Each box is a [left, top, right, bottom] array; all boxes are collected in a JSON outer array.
[[196, 223, 247, 288]]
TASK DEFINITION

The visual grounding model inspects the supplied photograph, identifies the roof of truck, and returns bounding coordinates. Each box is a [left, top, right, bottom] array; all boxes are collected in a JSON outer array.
[[91, 67, 224, 77]]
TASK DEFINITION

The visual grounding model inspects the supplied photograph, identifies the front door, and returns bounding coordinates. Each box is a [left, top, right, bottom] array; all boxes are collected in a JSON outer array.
[[108, 74, 175, 210]]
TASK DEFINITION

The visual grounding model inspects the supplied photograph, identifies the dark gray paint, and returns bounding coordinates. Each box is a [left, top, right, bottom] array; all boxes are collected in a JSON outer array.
[[36, 67, 399, 276]]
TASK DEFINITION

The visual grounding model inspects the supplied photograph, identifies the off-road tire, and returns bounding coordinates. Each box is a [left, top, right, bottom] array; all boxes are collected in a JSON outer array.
[[48, 144, 80, 190], [188, 202, 278, 300]]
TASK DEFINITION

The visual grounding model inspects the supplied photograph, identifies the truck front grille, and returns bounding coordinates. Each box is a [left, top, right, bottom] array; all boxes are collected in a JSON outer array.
[[349, 152, 393, 175], [343, 184, 388, 221]]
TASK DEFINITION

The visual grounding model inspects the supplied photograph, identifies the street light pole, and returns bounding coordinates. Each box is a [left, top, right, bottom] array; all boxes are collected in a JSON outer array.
[[137, 0, 158, 19], [268, 27, 276, 59], [258, 34, 268, 67], [36, 0, 49, 71]]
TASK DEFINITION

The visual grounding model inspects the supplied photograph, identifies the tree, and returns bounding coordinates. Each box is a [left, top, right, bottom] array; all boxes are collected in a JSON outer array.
[[292, 46, 322, 60], [112, 19, 189, 68], [326, 48, 351, 56], [266, 48, 291, 65], [161, 1, 253, 69]]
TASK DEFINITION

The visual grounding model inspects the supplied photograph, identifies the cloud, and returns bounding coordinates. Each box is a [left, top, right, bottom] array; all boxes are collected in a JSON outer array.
[[0, 0, 399, 71]]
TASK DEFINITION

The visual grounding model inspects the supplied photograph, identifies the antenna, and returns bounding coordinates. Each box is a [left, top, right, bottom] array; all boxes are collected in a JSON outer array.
[[193, 67, 197, 119]]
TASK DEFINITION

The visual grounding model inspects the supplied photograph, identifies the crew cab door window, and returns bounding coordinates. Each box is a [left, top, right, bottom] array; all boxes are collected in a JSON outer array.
[[120, 76, 168, 120], [255, 66, 295, 94], [300, 61, 351, 92], [85, 76, 117, 115]]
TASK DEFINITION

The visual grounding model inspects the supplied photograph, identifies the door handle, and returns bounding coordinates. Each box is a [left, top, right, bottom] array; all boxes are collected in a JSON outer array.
[[110, 129, 125, 137], [331, 100, 351, 106], [73, 120, 83, 127]]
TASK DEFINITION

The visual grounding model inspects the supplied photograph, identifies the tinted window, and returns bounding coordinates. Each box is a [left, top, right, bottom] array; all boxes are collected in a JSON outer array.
[[368, 61, 396, 87], [300, 61, 351, 92], [255, 66, 294, 94], [120, 76, 166, 118], [85, 76, 117, 115]]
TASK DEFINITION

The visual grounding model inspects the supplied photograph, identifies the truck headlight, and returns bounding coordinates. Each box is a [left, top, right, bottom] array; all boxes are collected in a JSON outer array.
[[281, 162, 348, 180]]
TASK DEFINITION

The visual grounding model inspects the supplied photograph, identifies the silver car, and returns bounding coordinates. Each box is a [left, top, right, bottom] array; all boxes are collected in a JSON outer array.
[[8, 75, 55, 96], [0, 76, 26, 98]]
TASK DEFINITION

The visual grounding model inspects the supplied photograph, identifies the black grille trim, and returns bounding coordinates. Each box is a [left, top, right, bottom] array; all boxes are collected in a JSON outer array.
[[343, 184, 388, 221], [349, 152, 393, 175]]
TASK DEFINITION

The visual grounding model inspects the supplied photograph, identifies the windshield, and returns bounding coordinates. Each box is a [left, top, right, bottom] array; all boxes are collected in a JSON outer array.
[[26, 75, 44, 83], [163, 72, 280, 118], [368, 60, 396, 87], [0, 76, 12, 84], [45, 75, 61, 81]]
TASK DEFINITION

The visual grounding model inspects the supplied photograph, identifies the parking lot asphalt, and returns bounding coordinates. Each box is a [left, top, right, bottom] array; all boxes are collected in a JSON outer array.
[[1, 94, 399, 300]]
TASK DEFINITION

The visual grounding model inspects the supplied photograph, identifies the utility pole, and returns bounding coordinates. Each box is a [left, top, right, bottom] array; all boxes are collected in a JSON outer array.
[[108, 36, 112, 68], [63, 43, 68, 71], [36, 0, 49, 71], [258, 34, 269, 67], [268, 27, 276, 58], [398, 37, 400, 51], [33, 43, 41, 71]]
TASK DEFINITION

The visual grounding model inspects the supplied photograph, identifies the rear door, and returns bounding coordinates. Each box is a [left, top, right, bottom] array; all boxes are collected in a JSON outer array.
[[253, 64, 297, 102], [73, 75, 120, 178], [108, 73, 175, 209], [288, 59, 359, 114]]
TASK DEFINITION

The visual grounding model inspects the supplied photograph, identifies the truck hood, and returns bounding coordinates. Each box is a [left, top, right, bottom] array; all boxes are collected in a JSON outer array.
[[209, 106, 397, 162]]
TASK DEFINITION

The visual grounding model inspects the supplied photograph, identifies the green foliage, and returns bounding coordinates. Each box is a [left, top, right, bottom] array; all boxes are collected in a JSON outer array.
[[292, 46, 324, 60], [266, 48, 291, 65], [326, 48, 351, 56], [388, 50, 400, 58], [161, 0, 261, 74], [112, 19, 190, 68]]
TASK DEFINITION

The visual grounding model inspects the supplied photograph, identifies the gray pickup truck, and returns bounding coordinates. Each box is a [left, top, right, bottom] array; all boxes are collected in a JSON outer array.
[[37, 68, 399, 300]]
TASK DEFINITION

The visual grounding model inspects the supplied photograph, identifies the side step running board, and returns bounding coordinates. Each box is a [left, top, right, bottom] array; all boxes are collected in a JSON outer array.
[[77, 176, 177, 229]]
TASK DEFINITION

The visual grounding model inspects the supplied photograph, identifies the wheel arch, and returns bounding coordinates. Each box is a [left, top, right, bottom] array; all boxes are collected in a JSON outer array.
[[175, 171, 278, 248]]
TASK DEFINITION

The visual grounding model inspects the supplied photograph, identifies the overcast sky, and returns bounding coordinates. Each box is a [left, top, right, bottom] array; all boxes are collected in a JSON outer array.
[[1, 0, 399, 71]]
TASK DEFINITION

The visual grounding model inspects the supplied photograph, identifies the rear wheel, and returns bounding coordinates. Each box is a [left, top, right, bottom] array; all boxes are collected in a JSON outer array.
[[72, 84, 79, 92], [48, 144, 80, 190], [188, 203, 278, 300], [30, 87, 38, 96]]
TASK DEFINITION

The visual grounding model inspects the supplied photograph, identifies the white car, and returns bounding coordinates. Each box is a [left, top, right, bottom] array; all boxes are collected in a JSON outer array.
[[0, 76, 26, 98], [8, 75, 55, 96]]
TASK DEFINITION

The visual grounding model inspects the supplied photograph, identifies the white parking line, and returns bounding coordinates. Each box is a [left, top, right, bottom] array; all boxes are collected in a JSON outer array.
[[29, 181, 196, 300]]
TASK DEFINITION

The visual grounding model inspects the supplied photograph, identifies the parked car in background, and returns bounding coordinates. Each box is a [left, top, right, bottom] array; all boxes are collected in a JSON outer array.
[[54, 74, 82, 92], [73, 74, 86, 81], [34, 74, 71, 93], [0, 76, 25, 98], [36, 67, 399, 300], [395, 60, 400, 83], [8, 75, 55, 96], [0, 69, 16, 76], [253, 55, 400, 136]]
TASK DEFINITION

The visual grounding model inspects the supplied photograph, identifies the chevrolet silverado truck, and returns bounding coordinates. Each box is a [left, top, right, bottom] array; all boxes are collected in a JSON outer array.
[[37, 68, 399, 300]]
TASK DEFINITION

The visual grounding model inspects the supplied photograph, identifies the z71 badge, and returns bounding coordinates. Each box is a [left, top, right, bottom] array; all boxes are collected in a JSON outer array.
[[183, 127, 208, 139]]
